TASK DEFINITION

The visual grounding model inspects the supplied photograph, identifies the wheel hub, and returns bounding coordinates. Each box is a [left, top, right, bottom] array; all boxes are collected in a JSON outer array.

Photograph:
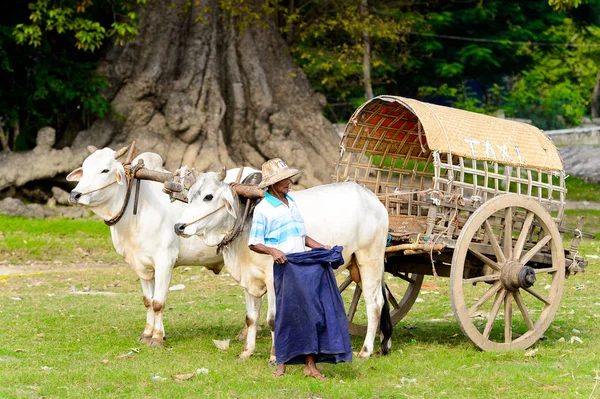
[[501, 261, 536, 291]]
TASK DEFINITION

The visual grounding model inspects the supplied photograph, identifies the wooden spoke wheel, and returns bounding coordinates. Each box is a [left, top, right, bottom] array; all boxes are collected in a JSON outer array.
[[450, 194, 565, 351], [339, 272, 423, 336]]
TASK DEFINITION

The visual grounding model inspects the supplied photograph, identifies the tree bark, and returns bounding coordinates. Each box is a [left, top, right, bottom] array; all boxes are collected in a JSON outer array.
[[75, 0, 339, 188], [361, 0, 373, 100], [591, 64, 600, 118]]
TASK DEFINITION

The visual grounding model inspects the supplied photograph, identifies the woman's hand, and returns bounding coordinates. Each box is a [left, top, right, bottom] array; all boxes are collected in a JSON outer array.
[[270, 248, 288, 264]]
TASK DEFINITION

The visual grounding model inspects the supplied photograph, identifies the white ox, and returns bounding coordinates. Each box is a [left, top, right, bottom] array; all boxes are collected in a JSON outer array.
[[174, 171, 392, 360], [67, 146, 258, 346]]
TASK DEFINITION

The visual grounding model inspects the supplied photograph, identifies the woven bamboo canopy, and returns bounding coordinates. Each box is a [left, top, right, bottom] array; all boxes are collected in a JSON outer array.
[[344, 95, 564, 172]]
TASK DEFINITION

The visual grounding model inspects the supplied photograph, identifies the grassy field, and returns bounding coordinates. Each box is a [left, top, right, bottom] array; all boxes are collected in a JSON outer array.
[[0, 211, 599, 398]]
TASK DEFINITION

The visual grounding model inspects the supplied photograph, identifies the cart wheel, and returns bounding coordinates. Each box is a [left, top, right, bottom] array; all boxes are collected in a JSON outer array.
[[450, 194, 565, 351], [339, 273, 423, 335]]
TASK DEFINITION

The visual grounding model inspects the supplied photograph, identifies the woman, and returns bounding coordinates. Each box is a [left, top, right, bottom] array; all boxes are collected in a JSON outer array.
[[248, 158, 352, 380]]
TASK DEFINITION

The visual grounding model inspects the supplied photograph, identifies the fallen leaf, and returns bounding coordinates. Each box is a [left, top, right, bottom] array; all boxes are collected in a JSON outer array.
[[569, 336, 583, 344], [175, 373, 195, 382], [421, 284, 439, 289], [212, 339, 230, 350], [525, 349, 538, 358], [102, 359, 109, 364], [117, 353, 133, 359]]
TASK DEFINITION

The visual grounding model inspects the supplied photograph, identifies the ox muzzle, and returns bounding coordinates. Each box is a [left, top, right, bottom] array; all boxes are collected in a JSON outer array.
[[69, 191, 82, 204], [174, 223, 187, 236]]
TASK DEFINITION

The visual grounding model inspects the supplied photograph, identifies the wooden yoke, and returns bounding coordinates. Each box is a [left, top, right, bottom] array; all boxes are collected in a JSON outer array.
[[229, 183, 265, 199], [118, 140, 264, 202], [129, 161, 265, 203]]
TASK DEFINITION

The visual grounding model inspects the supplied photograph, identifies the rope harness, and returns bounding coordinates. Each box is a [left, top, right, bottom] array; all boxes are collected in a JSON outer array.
[[178, 203, 226, 230], [76, 180, 118, 197], [78, 160, 144, 226], [104, 162, 145, 226], [217, 189, 257, 254]]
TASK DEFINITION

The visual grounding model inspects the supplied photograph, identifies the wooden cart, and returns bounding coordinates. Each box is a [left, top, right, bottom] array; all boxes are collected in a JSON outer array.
[[332, 95, 593, 351]]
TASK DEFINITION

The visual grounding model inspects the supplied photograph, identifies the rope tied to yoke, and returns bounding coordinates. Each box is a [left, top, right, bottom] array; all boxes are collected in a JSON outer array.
[[216, 178, 261, 254], [104, 161, 145, 226], [216, 188, 254, 255]]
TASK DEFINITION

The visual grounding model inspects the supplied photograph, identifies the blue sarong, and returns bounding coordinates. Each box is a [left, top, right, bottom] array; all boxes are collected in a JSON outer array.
[[273, 245, 352, 365]]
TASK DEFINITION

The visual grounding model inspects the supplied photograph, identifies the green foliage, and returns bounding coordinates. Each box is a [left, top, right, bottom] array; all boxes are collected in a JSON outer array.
[[282, 0, 418, 105], [0, 0, 144, 151], [283, 0, 599, 126], [549, 0, 584, 10], [13, 0, 145, 51], [504, 20, 600, 128]]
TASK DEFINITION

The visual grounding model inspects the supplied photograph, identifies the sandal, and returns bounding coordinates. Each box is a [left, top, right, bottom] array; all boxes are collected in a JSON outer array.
[[303, 370, 326, 381]]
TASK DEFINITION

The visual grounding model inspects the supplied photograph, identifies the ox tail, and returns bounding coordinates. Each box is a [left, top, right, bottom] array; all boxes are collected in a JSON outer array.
[[380, 284, 392, 355]]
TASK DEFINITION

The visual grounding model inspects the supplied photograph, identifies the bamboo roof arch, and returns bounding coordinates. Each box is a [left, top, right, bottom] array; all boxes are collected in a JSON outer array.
[[344, 95, 564, 172]]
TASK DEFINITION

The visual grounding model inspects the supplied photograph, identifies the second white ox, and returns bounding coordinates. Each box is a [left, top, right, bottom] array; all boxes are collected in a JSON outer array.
[[67, 146, 257, 346], [174, 171, 392, 360]]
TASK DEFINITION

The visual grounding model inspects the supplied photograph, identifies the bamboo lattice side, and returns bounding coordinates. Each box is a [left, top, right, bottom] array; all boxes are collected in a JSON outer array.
[[333, 95, 567, 240]]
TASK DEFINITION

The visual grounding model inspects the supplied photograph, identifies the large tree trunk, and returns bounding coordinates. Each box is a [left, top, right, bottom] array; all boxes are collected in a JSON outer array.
[[361, 0, 373, 101], [76, 0, 339, 188], [591, 64, 600, 119]]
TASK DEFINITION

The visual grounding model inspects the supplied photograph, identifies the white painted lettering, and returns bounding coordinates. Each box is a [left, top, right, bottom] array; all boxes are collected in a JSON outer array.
[[515, 146, 525, 164], [464, 139, 480, 158], [485, 140, 497, 160], [496, 144, 514, 162]]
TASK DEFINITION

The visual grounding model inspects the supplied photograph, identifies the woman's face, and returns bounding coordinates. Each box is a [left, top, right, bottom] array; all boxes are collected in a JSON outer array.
[[272, 178, 292, 195]]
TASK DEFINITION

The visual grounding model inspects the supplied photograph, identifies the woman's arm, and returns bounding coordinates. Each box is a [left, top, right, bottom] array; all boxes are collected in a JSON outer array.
[[305, 236, 331, 250], [249, 243, 288, 264]]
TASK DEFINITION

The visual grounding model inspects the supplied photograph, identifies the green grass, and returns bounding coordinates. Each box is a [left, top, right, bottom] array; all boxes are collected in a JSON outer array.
[[0, 212, 599, 398], [0, 215, 121, 264], [566, 176, 600, 202]]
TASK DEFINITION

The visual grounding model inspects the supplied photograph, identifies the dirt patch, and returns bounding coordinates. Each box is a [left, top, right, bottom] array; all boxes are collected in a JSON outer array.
[[0, 260, 125, 277]]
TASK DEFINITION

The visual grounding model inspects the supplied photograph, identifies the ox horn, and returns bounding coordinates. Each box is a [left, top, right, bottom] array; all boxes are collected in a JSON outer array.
[[114, 146, 129, 160], [217, 167, 227, 182], [87, 145, 98, 153]]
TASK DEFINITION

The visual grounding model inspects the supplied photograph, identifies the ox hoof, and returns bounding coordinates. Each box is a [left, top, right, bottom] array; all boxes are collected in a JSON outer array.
[[238, 351, 253, 360], [382, 340, 393, 354], [268, 357, 277, 366], [356, 350, 372, 359], [235, 331, 247, 341], [139, 334, 152, 344], [149, 338, 165, 347]]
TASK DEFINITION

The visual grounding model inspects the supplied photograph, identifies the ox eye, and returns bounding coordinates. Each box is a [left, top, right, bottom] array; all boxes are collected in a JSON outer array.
[[203, 194, 213, 202], [101, 169, 109, 174]]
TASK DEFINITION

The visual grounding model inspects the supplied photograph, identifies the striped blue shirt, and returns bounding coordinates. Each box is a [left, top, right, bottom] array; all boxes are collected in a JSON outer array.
[[248, 192, 306, 254]]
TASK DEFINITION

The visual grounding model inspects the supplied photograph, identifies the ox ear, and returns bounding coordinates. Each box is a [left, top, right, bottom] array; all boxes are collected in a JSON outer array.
[[67, 167, 83, 182], [114, 146, 129, 160], [115, 164, 126, 185], [223, 188, 237, 219], [87, 145, 98, 154]]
